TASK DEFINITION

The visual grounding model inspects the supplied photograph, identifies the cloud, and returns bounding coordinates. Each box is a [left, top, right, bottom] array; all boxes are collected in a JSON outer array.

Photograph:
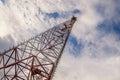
[[0, 35, 15, 52], [53, 52, 120, 80], [0, 0, 120, 80]]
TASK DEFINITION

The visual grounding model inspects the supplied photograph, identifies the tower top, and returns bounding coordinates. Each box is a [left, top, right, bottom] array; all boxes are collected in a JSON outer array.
[[71, 16, 77, 22]]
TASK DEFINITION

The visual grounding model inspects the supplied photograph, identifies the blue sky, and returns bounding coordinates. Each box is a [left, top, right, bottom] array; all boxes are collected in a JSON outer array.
[[45, 9, 80, 19], [66, 35, 83, 57], [0, 0, 9, 4], [0, 0, 120, 80]]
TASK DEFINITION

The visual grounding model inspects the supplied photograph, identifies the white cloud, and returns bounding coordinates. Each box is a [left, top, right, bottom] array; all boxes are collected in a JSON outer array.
[[0, 0, 120, 80], [53, 52, 120, 80]]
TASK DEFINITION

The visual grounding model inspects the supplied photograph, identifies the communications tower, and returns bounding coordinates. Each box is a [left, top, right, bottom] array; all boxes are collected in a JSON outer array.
[[0, 16, 77, 80]]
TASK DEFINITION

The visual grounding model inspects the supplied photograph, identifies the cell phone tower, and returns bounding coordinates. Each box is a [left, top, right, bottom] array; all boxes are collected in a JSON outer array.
[[0, 16, 77, 80]]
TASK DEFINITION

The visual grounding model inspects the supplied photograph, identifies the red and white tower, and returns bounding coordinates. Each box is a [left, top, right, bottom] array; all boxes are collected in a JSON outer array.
[[0, 16, 77, 80]]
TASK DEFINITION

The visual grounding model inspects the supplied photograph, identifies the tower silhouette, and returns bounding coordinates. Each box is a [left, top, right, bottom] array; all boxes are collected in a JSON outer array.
[[0, 16, 77, 80]]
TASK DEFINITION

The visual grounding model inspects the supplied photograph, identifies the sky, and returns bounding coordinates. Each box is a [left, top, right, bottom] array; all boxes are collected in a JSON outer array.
[[0, 0, 120, 80]]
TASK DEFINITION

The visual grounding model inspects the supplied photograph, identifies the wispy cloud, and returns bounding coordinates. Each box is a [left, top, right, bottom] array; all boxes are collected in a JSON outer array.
[[53, 52, 120, 80], [0, 0, 120, 80]]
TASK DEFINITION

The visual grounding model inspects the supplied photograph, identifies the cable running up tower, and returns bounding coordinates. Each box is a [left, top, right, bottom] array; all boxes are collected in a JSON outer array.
[[0, 16, 77, 80]]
